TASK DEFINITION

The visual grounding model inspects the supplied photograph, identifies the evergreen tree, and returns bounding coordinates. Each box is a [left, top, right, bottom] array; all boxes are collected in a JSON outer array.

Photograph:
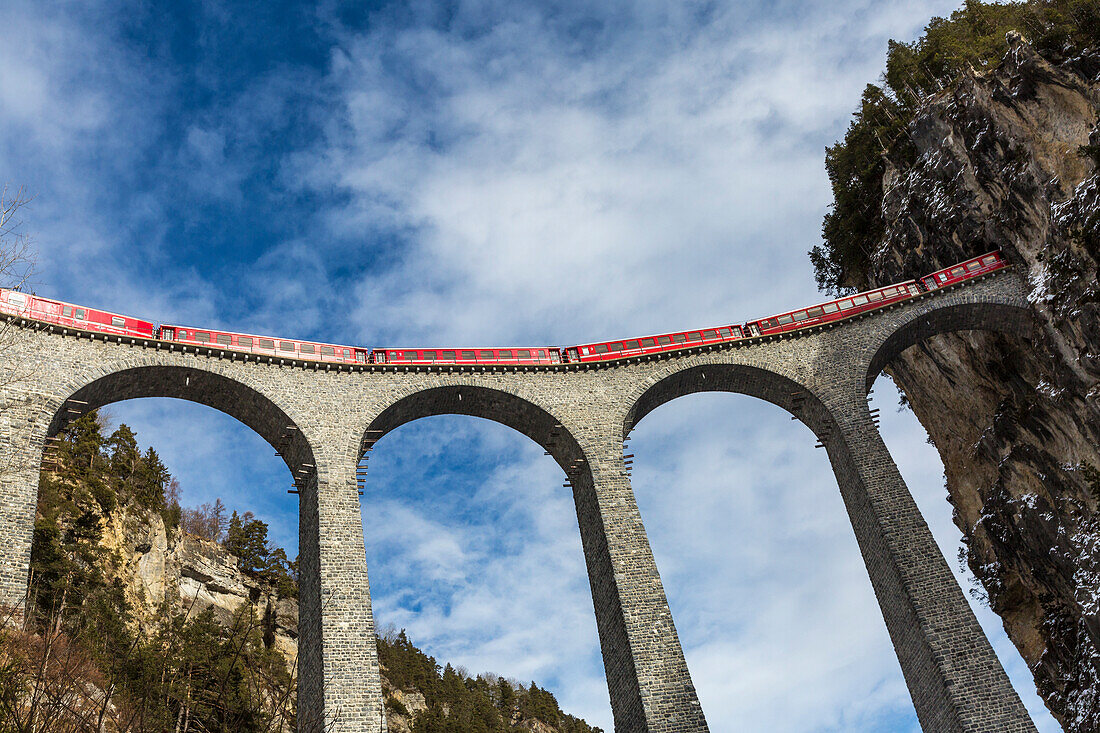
[[106, 424, 140, 480], [224, 510, 271, 574], [132, 446, 170, 509]]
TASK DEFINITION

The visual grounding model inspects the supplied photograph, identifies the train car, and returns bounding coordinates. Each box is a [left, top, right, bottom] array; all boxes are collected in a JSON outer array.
[[565, 324, 745, 363], [745, 281, 923, 337], [0, 288, 155, 338], [369, 347, 561, 365], [158, 324, 368, 364], [920, 251, 1006, 290]]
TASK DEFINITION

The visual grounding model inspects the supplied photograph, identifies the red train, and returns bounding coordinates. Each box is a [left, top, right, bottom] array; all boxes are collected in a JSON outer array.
[[369, 347, 561, 365], [0, 251, 1007, 366], [0, 288, 155, 338], [160, 324, 369, 365]]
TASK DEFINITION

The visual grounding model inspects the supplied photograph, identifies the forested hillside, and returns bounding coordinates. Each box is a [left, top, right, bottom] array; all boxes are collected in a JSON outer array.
[[0, 413, 601, 733]]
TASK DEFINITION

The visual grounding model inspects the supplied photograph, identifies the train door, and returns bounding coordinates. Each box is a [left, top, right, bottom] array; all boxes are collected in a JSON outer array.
[[161, 327, 175, 340]]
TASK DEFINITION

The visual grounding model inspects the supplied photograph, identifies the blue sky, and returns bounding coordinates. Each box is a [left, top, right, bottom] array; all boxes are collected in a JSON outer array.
[[3, 0, 1060, 729]]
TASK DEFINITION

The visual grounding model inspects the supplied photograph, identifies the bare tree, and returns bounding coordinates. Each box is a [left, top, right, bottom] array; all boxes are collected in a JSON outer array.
[[0, 185, 35, 289]]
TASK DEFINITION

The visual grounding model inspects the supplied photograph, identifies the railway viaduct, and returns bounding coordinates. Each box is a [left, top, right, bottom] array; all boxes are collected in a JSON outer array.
[[0, 267, 1042, 732]]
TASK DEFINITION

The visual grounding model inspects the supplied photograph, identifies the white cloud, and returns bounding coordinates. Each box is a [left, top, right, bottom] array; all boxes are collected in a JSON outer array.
[[304, 0, 965, 346]]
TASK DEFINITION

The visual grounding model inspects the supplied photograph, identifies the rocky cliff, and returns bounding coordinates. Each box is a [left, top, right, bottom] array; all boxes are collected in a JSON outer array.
[[851, 30, 1100, 731], [114, 509, 301, 690]]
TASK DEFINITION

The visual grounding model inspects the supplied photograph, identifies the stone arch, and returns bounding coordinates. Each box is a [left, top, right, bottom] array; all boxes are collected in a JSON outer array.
[[359, 384, 655, 726], [617, 356, 1039, 730], [26, 359, 330, 724], [44, 361, 316, 479], [862, 294, 1034, 393], [622, 362, 839, 444], [362, 384, 586, 474]]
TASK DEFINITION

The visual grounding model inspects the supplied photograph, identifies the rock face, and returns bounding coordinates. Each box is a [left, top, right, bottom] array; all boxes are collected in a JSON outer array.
[[862, 33, 1100, 731], [109, 510, 300, 677]]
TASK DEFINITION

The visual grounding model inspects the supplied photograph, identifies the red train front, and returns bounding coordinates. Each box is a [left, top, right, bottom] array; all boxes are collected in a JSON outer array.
[[0, 289, 154, 338]]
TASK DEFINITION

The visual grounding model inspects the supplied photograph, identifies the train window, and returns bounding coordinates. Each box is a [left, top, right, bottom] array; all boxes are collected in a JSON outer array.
[[868, 291, 883, 301], [320, 346, 335, 355], [461, 351, 475, 359], [852, 295, 868, 305], [657, 335, 671, 345], [258, 338, 274, 349], [497, 350, 510, 358], [404, 352, 417, 360], [441, 351, 456, 359], [687, 332, 702, 341], [792, 312, 808, 322], [75, 309, 85, 320], [703, 330, 717, 339], [239, 337, 253, 347], [718, 328, 731, 337], [424, 351, 437, 360], [672, 334, 686, 343], [641, 338, 655, 347], [280, 341, 294, 351], [195, 332, 210, 342], [538, 350, 546, 357], [967, 261, 981, 271], [623, 341, 638, 350], [807, 307, 824, 318], [8, 292, 26, 306], [479, 350, 494, 359], [610, 343, 623, 350], [112, 316, 126, 327], [983, 255, 998, 265], [777, 315, 794, 325], [215, 334, 231, 345], [951, 267, 965, 276], [300, 344, 315, 354], [518, 349, 531, 358], [822, 303, 839, 313], [62, 305, 72, 317], [594, 344, 609, 353]]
